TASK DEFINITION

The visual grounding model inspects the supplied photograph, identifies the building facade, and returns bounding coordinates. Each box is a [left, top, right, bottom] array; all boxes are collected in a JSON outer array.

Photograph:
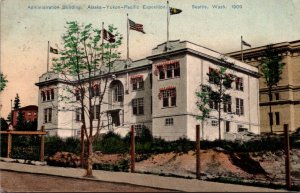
[[12, 105, 38, 126], [228, 40, 300, 133], [36, 40, 260, 140]]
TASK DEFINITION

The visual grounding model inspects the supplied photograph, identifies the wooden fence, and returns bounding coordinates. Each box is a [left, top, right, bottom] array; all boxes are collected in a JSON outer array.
[[0, 126, 47, 161]]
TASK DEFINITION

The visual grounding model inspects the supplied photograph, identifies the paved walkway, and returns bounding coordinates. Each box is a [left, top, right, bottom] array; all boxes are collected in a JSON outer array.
[[0, 162, 287, 192]]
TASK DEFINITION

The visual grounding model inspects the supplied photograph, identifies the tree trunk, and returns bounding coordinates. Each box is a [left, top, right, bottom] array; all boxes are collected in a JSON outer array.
[[268, 87, 273, 133], [85, 138, 93, 178], [218, 102, 221, 140]]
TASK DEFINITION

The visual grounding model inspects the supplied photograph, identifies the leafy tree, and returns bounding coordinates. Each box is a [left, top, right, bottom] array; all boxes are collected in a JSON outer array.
[[52, 21, 123, 177], [195, 84, 212, 138], [0, 73, 8, 92], [260, 45, 285, 133], [196, 57, 234, 140], [0, 118, 8, 131], [14, 93, 21, 110], [15, 111, 26, 131]]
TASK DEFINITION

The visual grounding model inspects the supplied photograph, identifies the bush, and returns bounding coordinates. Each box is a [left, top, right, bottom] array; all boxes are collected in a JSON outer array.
[[45, 136, 65, 156], [0, 118, 8, 131], [93, 131, 129, 154], [65, 137, 80, 154], [93, 159, 129, 172]]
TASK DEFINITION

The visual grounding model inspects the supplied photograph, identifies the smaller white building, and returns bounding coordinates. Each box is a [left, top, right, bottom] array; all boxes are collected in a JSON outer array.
[[36, 40, 260, 140]]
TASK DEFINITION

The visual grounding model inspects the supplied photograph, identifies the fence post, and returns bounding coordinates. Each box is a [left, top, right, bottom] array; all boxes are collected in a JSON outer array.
[[284, 124, 291, 190], [80, 125, 85, 168], [40, 126, 45, 162], [196, 125, 201, 179], [130, 125, 135, 173], [7, 130, 12, 158]]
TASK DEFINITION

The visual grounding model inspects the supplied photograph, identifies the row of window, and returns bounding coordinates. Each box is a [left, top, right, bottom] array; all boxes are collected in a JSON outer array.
[[208, 68, 244, 91], [269, 112, 280, 125], [211, 120, 246, 133], [209, 97, 244, 116], [41, 89, 55, 102], [158, 63, 180, 80]]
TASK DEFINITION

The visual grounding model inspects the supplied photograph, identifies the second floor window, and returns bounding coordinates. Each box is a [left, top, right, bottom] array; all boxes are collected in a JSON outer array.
[[223, 95, 232, 113], [235, 77, 244, 91], [236, 98, 244, 116], [91, 84, 100, 97], [114, 84, 124, 102], [44, 108, 52, 123], [75, 108, 81, 122], [91, 105, 100, 120], [132, 98, 144, 115], [159, 88, 176, 108], [131, 75, 144, 91]]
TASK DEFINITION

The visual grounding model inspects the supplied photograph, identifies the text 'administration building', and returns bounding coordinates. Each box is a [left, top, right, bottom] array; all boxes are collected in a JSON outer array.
[[36, 40, 260, 140], [228, 40, 300, 133]]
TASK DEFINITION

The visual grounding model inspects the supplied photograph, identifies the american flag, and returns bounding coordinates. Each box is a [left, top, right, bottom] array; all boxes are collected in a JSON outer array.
[[128, 19, 145, 34]]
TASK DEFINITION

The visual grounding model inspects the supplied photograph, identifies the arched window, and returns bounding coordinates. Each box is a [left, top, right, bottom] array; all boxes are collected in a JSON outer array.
[[51, 89, 54, 100], [114, 83, 123, 102], [41, 91, 46, 101], [109, 80, 124, 103]]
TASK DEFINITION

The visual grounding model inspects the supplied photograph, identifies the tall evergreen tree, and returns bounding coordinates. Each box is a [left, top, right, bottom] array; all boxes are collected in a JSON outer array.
[[0, 73, 8, 92], [14, 93, 21, 110], [15, 111, 26, 131], [0, 118, 8, 131], [260, 45, 285, 133]]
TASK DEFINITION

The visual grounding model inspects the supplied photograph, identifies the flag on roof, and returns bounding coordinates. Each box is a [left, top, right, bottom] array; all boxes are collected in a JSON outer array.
[[50, 47, 58, 54], [128, 19, 145, 34], [103, 28, 116, 43], [170, 7, 182, 15], [242, 40, 251, 47]]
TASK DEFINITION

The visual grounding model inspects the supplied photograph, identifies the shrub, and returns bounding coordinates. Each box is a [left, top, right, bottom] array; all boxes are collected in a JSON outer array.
[[45, 136, 65, 156], [93, 131, 129, 154], [65, 137, 80, 154]]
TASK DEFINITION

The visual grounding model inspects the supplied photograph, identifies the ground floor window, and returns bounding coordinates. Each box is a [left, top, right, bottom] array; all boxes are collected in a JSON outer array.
[[165, 118, 174, 126]]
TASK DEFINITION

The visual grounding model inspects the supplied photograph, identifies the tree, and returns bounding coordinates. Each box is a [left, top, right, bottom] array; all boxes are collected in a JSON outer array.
[[7, 113, 12, 122], [195, 84, 212, 138], [0, 73, 8, 92], [14, 93, 21, 110], [260, 45, 285, 133], [27, 120, 38, 131], [15, 111, 26, 131], [196, 57, 234, 140], [52, 21, 123, 177], [0, 118, 8, 131]]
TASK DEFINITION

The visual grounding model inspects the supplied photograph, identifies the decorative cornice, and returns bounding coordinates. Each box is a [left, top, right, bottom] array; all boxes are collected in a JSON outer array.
[[259, 85, 300, 93], [227, 40, 300, 61], [260, 100, 300, 106], [147, 48, 260, 78]]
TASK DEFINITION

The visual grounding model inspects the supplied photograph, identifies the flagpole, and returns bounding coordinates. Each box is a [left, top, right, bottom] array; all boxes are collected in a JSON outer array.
[[241, 36, 244, 62], [47, 41, 50, 72], [102, 22, 104, 62], [166, 1, 169, 51], [127, 13, 129, 60]]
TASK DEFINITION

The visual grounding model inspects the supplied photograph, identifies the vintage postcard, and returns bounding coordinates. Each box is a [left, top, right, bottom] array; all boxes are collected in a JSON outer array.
[[0, 0, 300, 192]]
